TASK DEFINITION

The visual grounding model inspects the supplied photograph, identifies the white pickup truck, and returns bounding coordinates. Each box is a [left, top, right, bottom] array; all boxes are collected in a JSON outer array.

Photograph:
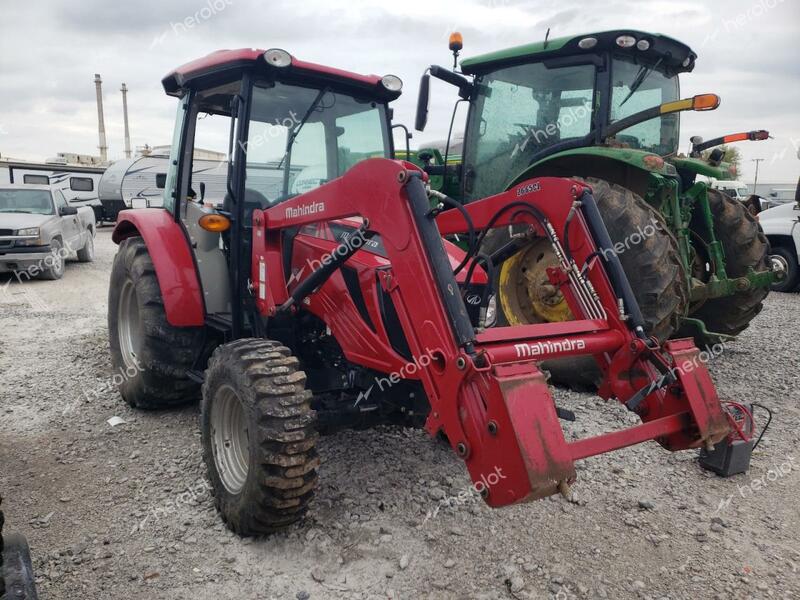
[[760, 194, 800, 292], [0, 184, 96, 280]]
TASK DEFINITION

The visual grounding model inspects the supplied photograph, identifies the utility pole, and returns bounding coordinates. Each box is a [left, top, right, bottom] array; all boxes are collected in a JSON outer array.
[[751, 158, 764, 194], [121, 83, 132, 159]]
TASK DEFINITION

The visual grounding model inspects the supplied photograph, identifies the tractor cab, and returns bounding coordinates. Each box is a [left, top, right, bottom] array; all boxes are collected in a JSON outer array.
[[415, 30, 711, 200], [458, 31, 694, 200], [158, 49, 402, 335]]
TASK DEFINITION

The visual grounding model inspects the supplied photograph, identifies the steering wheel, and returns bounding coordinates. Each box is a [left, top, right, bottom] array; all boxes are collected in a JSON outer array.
[[613, 134, 641, 149]]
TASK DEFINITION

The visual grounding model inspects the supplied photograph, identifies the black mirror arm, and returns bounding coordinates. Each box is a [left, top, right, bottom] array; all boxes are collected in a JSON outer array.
[[429, 65, 473, 99]]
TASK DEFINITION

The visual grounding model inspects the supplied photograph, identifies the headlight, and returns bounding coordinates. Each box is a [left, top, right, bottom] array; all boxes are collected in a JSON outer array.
[[264, 48, 292, 68], [615, 35, 637, 48], [15, 227, 43, 246], [380, 74, 403, 92], [485, 294, 498, 328]]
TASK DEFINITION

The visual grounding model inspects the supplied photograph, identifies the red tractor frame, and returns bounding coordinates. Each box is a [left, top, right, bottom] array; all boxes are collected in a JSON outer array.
[[108, 48, 747, 535]]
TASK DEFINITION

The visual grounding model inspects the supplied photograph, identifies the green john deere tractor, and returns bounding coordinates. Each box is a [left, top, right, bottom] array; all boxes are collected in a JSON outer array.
[[413, 30, 778, 345]]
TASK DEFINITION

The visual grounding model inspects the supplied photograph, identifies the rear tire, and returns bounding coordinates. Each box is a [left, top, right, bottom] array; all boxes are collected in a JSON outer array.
[[108, 236, 203, 409], [691, 189, 771, 340], [201, 339, 319, 536], [76, 234, 94, 263]]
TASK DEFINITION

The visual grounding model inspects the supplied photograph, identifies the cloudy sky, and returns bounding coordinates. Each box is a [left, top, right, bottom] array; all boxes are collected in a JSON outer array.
[[1, 0, 798, 182]]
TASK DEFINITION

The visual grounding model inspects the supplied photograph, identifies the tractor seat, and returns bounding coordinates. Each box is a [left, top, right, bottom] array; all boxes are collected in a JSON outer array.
[[243, 188, 270, 210]]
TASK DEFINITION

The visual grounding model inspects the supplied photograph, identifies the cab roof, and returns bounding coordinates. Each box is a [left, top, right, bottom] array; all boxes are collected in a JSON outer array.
[[461, 30, 696, 76], [162, 48, 401, 102]]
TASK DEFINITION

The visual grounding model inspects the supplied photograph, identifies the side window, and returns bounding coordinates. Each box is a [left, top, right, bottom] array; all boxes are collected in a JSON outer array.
[[23, 174, 50, 185], [163, 97, 190, 213], [189, 111, 232, 208], [70, 177, 94, 192], [475, 79, 540, 166], [53, 190, 67, 211]]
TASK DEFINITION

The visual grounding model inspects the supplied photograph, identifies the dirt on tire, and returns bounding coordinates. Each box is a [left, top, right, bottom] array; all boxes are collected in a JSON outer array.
[[200, 339, 320, 536], [107, 236, 203, 409]]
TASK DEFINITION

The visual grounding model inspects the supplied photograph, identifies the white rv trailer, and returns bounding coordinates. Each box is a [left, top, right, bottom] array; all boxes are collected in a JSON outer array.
[[0, 160, 107, 221], [98, 155, 231, 220], [98, 155, 308, 220]]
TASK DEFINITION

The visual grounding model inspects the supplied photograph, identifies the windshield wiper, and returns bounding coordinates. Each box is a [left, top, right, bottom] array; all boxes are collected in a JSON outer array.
[[619, 58, 663, 107], [277, 88, 329, 170]]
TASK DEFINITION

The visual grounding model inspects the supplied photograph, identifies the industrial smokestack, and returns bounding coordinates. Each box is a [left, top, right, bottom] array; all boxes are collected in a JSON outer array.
[[94, 74, 108, 163], [120, 83, 131, 159]]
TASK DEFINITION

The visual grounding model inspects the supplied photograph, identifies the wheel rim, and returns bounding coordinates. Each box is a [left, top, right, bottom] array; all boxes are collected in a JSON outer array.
[[210, 385, 250, 494], [117, 279, 142, 370], [770, 254, 789, 280], [50, 242, 64, 276], [498, 238, 573, 325]]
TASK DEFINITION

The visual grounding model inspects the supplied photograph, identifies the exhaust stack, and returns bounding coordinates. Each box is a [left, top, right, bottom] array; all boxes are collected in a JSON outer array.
[[94, 74, 108, 163], [121, 83, 131, 159]]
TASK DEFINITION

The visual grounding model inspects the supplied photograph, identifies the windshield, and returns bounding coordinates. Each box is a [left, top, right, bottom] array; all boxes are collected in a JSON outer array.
[[465, 62, 595, 200], [610, 57, 680, 155], [0, 189, 54, 214], [243, 82, 391, 203]]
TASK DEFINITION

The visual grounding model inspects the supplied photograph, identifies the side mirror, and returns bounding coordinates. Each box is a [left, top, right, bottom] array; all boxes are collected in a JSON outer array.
[[199, 181, 206, 202], [795, 177, 800, 210], [59, 206, 78, 216], [415, 73, 430, 132]]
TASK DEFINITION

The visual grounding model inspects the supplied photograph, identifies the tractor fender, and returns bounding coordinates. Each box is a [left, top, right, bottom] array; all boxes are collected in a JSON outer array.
[[112, 209, 205, 327], [507, 147, 674, 197]]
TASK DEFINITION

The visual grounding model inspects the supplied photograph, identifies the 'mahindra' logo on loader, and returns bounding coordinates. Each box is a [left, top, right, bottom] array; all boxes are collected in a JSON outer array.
[[285, 201, 325, 219], [514, 338, 586, 358]]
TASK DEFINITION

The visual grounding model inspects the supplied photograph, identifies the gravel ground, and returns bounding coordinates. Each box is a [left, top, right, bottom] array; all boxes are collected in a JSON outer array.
[[1, 228, 799, 600]]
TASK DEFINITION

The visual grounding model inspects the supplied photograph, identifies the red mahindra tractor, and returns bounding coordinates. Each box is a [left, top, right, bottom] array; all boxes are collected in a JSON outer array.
[[108, 48, 753, 536]]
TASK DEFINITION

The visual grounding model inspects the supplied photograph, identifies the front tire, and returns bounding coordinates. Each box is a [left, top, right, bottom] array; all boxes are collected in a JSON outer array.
[[201, 339, 319, 536], [37, 239, 64, 280], [486, 177, 688, 341], [1, 496, 39, 600], [108, 236, 203, 409]]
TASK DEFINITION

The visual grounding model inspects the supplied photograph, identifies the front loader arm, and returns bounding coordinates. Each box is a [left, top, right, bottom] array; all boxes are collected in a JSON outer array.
[[252, 159, 731, 507]]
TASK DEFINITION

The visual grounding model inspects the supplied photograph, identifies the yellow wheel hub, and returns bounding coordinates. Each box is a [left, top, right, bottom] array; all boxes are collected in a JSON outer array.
[[498, 238, 573, 325]]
